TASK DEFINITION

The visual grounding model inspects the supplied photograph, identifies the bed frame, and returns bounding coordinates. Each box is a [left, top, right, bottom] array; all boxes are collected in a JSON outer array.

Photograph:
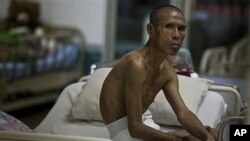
[[0, 131, 111, 141]]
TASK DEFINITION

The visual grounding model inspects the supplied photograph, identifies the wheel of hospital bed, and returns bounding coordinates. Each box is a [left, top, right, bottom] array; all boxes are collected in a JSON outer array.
[[0, 131, 112, 141]]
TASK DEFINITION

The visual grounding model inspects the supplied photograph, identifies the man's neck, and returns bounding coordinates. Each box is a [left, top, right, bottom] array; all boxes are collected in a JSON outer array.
[[145, 45, 168, 71]]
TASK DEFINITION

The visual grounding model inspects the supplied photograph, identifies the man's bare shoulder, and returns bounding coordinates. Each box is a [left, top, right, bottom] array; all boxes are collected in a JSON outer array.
[[162, 59, 175, 72], [161, 59, 178, 81], [115, 49, 146, 72]]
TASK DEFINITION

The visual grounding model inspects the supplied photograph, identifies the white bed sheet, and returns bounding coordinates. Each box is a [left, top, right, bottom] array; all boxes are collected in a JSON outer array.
[[35, 82, 109, 139], [160, 91, 227, 133], [35, 82, 227, 139]]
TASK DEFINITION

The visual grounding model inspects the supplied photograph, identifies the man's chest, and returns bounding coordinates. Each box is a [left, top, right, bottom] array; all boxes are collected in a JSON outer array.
[[143, 72, 166, 91], [141, 76, 166, 106]]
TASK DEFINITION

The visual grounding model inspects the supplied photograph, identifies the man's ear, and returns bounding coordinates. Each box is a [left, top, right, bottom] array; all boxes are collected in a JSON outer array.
[[146, 23, 154, 37]]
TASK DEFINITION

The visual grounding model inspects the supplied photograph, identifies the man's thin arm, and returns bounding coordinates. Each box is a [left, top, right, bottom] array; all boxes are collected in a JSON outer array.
[[163, 70, 213, 141], [178, 108, 213, 141], [125, 60, 181, 141]]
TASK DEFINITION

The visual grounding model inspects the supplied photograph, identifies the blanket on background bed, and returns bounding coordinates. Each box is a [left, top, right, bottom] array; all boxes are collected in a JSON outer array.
[[0, 111, 34, 132]]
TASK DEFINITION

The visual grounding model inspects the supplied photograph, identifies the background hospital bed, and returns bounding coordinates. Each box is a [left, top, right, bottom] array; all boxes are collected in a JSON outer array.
[[33, 67, 241, 141]]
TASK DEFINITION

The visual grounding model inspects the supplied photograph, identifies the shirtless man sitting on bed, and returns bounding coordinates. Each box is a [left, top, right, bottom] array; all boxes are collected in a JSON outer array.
[[100, 5, 217, 141]]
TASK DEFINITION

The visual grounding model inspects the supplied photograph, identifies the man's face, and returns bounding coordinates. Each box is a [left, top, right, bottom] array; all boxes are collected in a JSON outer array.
[[152, 9, 186, 55]]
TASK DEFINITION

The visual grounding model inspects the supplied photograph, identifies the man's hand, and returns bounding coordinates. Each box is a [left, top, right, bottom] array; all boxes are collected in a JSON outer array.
[[180, 135, 215, 141], [170, 131, 217, 141], [205, 126, 218, 141], [205, 134, 216, 141], [169, 132, 199, 141]]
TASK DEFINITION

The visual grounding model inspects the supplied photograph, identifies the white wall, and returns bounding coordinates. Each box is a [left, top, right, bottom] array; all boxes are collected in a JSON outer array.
[[0, 0, 107, 49], [0, 0, 9, 20], [39, 0, 107, 49]]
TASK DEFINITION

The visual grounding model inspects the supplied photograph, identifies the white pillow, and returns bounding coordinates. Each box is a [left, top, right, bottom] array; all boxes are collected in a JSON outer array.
[[72, 67, 212, 126], [71, 68, 112, 121], [149, 75, 212, 126]]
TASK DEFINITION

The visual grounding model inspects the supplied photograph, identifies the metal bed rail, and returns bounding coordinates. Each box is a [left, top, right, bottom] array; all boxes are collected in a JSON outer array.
[[208, 84, 242, 116], [208, 83, 243, 141], [0, 131, 112, 141]]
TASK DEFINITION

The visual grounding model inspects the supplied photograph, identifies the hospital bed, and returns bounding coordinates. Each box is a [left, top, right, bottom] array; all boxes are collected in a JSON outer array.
[[34, 65, 241, 140], [0, 65, 242, 141]]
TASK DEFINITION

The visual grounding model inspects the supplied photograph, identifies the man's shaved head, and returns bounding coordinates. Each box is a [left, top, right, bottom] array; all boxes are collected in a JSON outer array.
[[149, 5, 184, 26]]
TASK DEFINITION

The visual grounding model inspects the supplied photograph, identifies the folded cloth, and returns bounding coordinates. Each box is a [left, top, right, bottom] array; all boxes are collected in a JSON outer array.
[[106, 110, 159, 141], [142, 110, 160, 130]]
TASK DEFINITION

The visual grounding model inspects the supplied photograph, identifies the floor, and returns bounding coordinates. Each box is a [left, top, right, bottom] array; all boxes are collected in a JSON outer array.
[[7, 102, 55, 129]]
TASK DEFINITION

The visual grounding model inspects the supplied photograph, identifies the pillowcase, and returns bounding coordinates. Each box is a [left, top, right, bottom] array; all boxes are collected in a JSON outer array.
[[149, 75, 212, 126], [72, 67, 212, 126], [72, 68, 112, 121]]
